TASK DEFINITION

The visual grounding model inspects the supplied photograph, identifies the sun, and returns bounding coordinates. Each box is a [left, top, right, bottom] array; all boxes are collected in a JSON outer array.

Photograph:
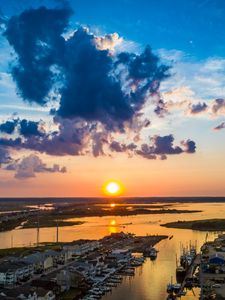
[[103, 180, 124, 196]]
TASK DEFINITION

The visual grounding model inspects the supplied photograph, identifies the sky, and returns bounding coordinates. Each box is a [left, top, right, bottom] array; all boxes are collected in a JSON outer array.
[[0, 0, 225, 197]]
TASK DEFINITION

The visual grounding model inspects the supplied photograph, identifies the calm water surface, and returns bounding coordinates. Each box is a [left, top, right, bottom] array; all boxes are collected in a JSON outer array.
[[1, 202, 224, 300]]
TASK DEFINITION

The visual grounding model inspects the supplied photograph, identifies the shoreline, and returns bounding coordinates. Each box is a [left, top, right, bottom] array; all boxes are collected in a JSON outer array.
[[0, 207, 201, 233], [161, 219, 225, 231]]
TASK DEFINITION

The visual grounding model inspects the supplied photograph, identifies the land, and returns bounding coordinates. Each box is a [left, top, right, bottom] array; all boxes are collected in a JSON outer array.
[[0, 217, 24, 232], [0, 232, 168, 300], [161, 219, 225, 231], [0, 242, 64, 259], [0, 203, 201, 232], [22, 216, 84, 229], [0, 213, 85, 232], [199, 234, 225, 299]]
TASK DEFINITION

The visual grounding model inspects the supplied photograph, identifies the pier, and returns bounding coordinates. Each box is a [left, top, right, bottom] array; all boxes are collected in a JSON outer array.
[[177, 254, 201, 297]]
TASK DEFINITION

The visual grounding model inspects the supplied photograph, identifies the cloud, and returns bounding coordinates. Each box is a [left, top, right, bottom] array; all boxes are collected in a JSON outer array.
[[0, 147, 11, 165], [0, 118, 45, 136], [136, 135, 196, 160], [189, 102, 208, 114], [5, 154, 66, 179], [3, 6, 170, 132], [162, 87, 225, 120], [212, 98, 225, 115], [154, 97, 168, 117], [3, 5, 72, 105], [109, 141, 137, 153], [160, 54, 225, 101], [214, 122, 225, 131], [95, 33, 123, 52], [19, 119, 44, 137], [0, 4, 197, 164], [0, 120, 17, 134]]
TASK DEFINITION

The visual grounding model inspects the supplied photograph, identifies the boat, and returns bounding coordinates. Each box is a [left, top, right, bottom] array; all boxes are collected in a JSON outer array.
[[166, 294, 177, 300], [176, 265, 186, 275], [167, 294, 176, 300], [149, 248, 157, 260], [176, 253, 186, 282], [167, 283, 174, 293], [173, 283, 181, 294], [166, 283, 181, 294]]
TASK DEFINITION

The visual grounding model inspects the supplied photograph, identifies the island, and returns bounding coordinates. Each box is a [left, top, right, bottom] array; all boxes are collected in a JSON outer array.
[[161, 219, 225, 231]]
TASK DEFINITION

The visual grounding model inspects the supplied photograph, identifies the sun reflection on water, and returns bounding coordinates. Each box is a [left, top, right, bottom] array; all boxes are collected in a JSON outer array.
[[108, 219, 118, 234]]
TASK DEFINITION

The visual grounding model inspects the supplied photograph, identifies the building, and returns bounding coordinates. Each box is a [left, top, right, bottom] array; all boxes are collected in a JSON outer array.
[[23, 253, 54, 274], [0, 261, 33, 286], [209, 254, 225, 265], [56, 269, 85, 292], [0, 287, 55, 300], [111, 249, 132, 263], [63, 240, 100, 256]]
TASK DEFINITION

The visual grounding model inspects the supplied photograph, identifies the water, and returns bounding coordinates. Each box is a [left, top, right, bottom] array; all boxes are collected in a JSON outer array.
[[0, 202, 224, 299]]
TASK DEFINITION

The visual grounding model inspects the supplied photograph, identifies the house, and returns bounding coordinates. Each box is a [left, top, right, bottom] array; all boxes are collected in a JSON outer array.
[[31, 279, 60, 297], [0, 287, 55, 300], [63, 240, 100, 256], [72, 262, 94, 277], [57, 269, 86, 292], [23, 253, 53, 273], [0, 261, 33, 286]]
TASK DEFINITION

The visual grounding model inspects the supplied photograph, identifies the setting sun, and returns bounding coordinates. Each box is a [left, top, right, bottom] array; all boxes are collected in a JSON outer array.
[[103, 180, 124, 196]]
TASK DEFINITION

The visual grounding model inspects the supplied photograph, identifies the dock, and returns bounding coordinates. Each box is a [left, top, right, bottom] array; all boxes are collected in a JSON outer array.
[[177, 254, 201, 297]]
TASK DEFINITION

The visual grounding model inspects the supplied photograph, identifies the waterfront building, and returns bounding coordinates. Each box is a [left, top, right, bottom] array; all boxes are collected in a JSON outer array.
[[56, 269, 85, 292], [0, 261, 33, 286], [23, 253, 54, 273], [63, 240, 100, 256], [0, 287, 55, 299]]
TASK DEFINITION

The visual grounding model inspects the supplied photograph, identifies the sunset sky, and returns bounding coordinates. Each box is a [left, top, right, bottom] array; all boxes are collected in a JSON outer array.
[[0, 0, 225, 197]]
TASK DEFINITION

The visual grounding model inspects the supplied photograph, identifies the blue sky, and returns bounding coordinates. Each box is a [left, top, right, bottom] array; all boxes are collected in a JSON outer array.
[[0, 0, 225, 196], [2, 0, 225, 59]]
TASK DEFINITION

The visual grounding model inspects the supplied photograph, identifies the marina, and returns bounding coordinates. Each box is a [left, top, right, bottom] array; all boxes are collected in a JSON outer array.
[[0, 202, 224, 299]]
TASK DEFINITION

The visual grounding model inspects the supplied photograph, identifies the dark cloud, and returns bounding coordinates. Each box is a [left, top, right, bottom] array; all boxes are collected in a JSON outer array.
[[5, 154, 66, 179], [212, 99, 225, 114], [189, 102, 208, 114], [22, 117, 90, 156], [0, 137, 22, 148], [0, 118, 90, 156], [57, 28, 133, 129], [0, 120, 17, 134], [136, 135, 196, 160], [214, 122, 225, 131], [181, 140, 196, 153], [117, 46, 170, 82], [154, 98, 168, 117], [0, 5, 197, 164], [3, 6, 170, 131], [4, 6, 72, 105], [0, 147, 11, 165], [109, 141, 137, 153], [0, 119, 44, 137], [92, 131, 108, 157], [19, 119, 44, 137]]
